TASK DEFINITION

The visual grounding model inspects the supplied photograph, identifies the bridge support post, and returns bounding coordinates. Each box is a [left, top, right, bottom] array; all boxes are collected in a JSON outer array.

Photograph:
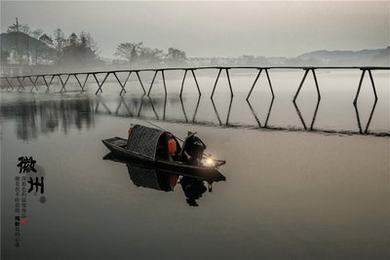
[[135, 71, 147, 94], [5, 77, 14, 91], [180, 69, 202, 98], [293, 69, 309, 102], [113, 71, 131, 96], [312, 69, 321, 100], [265, 69, 275, 98], [16, 77, 25, 92], [247, 68, 262, 100], [161, 70, 167, 97], [146, 70, 167, 96], [353, 69, 377, 105], [246, 68, 274, 101], [179, 69, 187, 98], [93, 73, 110, 95], [353, 69, 365, 104], [28, 76, 39, 92], [211, 68, 222, 99], [368, 70, 378, 101], [147, 70, 158, 96], [191, 69, 201, 97], [59, 74, 71, 93], [293, 68, 321, 102], [74, 74, 89, 92], [226, 68, 234, 98], [43, 75, 55, 92]]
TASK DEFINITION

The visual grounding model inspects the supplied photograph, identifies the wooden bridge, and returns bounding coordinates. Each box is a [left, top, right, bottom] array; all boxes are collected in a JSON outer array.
[[1, 66, 389, 105]]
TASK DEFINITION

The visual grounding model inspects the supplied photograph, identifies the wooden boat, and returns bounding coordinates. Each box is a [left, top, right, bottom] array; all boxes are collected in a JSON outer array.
[[102, 124, 226, 181]]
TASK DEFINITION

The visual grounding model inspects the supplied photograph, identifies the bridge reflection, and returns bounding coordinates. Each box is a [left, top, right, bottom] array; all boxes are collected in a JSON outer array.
[[0, 93, 387, 141], [293, 98, 321, 131], [354, 99, 378, 134], [247, 97, 274, 128]]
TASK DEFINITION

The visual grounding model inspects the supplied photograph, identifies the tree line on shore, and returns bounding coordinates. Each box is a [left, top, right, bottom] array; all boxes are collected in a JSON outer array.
[[0, 20, 188, 69], [1, 20, 388, 71]]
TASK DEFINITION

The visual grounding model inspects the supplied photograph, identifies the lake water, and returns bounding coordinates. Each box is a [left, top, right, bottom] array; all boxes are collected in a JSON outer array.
[[1, 71, 389, 259]]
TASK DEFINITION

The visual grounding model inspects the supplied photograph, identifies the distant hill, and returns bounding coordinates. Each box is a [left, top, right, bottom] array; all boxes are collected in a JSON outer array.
[[190, 46, 390, 67], [297, 47, 390, 66]]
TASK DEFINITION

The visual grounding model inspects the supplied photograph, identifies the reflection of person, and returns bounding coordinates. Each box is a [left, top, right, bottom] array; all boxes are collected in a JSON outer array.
[[180, 176, 207, 207], [127, 163, 179, 192]]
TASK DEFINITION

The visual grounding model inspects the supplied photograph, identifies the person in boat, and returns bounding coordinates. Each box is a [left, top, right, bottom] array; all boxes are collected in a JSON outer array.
[[179, 132, 207, 165]]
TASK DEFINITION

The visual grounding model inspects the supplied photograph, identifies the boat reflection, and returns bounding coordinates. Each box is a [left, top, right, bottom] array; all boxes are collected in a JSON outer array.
[[127, 163, 179, 192], [103, 152, 226, 207], [180, 176, 208, 207]]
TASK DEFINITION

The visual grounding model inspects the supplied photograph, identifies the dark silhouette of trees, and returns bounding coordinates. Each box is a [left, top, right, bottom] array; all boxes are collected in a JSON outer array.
[[53, 28, 66, 55], [166, 48, 187, 66], [138, 47, 164, 66], [39, 34, 53, 46], [115, 42, 143, 65], [79, 31, 99, 54], [115, 43, 187, 67], [32, 29, 44, 39], [2, 20, 188, 69], [7, 18, 31, 34], [68, 33, 78, 46], [1, 21, 101, 69], [57, 32, 102, 67]]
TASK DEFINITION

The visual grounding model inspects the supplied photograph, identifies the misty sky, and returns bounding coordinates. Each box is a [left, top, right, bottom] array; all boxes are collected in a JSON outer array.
[[1, 1, 389, 58]]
